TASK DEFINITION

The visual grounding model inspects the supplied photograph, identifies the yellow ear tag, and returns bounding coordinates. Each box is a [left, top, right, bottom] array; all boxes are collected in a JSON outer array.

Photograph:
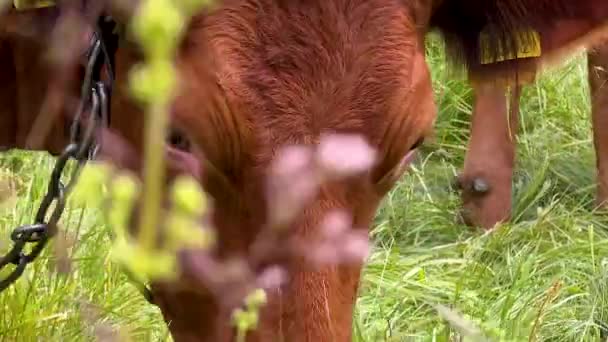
[[13, 0, 56, 10], [480, 29, 541, 65]]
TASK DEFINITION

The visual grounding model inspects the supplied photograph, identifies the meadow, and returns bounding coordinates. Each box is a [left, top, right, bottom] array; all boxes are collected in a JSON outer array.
[[1, 36, 607, 341]]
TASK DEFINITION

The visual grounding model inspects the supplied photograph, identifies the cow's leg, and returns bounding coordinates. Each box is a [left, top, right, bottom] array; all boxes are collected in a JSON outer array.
[[589, 42, 608, 208], [458, 83, 520, 229], [0, 37, 17, 151]]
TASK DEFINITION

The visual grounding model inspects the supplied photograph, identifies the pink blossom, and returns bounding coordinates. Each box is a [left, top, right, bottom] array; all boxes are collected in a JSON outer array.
[[316, 134, 377, 179], [320, 210, 352, 238]]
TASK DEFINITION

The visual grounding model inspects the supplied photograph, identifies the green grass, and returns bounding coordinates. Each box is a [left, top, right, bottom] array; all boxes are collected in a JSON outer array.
[[2, 38, 608, 341]]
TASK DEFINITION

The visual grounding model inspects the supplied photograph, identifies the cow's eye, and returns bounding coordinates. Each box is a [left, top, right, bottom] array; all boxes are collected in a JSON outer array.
[[167, 128, 191, 152], [410, 137, 424, 150]]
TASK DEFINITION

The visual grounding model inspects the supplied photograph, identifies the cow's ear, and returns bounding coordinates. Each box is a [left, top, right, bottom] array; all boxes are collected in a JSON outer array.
[[374, 147, 419, 195], [430, 0, 608, 83]]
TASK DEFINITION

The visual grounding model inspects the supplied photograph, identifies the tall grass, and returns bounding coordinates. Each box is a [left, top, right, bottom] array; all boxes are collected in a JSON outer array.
[[1, 36, 606, 341]]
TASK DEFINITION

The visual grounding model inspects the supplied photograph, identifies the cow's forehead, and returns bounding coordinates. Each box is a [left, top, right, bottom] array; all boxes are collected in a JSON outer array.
[[200, 0, 420, 145]]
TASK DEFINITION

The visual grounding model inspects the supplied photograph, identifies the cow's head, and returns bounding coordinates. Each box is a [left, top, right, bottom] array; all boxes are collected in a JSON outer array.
[[105, 1, 434, 340], [97, 0, 608, 340]]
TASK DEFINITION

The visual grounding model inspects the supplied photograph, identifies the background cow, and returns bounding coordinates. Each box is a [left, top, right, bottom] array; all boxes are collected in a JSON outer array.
[[456, 43, 608, 228]]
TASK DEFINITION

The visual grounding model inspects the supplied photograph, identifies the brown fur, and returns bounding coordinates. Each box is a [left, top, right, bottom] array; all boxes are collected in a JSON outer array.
[[3, 1, 608, 341], [430, 0, 608, 82], [589, 42, 608, 206], [458, 84, 520, 228], [0, 10, 59, 153], [0, 7, 91, 154], [109, 1, 435, 340]]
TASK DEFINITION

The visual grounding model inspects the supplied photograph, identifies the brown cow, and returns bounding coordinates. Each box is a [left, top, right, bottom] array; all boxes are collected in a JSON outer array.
[[456, 43, 608, 228], [2, 1, 608, 341], [0, 7, 73, 155], [108, 1, 608, 340]]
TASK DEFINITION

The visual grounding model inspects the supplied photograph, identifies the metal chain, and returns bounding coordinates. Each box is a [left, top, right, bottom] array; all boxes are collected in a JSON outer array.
[[0, 23, 110, 293]]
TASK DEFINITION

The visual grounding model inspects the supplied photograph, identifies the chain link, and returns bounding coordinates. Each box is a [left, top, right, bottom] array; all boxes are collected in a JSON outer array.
[[0, 24, 110, 293]]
